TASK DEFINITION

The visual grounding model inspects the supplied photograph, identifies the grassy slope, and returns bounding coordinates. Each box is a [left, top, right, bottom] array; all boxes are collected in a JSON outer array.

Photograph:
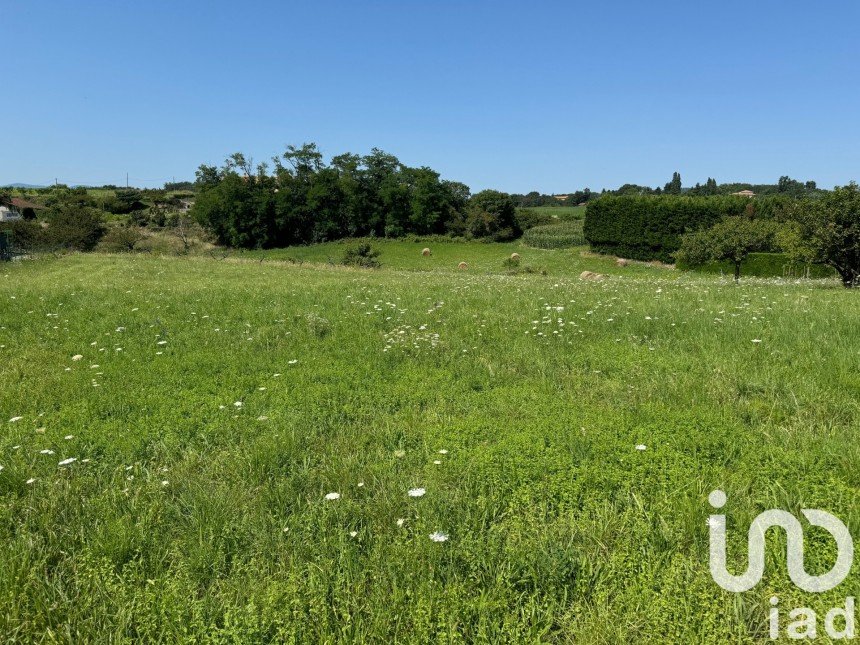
[[234, 240, 660, 277], [518, 206, 586, 220], [0, 249, 858, 642]]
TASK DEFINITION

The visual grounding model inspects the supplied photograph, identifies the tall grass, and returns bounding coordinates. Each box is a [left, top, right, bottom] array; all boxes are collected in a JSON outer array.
[[0, 248, 854, 642]]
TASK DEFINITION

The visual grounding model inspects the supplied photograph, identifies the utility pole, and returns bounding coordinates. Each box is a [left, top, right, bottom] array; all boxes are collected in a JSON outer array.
[[126, 172, 129, 188]]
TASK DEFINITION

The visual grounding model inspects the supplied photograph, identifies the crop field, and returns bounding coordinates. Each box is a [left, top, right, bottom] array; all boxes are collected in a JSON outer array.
[[518, 206, 586, 220], [1, 246, 858, 642]]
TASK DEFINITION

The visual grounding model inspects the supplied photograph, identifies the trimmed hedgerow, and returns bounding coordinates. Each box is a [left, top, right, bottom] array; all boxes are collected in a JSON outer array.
[[677, 251, 836, 279], [583, 195, 789, 262]]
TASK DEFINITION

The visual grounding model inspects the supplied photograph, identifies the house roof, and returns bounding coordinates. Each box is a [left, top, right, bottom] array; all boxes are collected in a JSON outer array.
[[732, 190, 755, 196], [11, 197, 44, 210]]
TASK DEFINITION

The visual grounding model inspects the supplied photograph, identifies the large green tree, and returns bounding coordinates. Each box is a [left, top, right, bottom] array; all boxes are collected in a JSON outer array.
[[664, 172, 682, 195], [779, 183, 860, 287], [676, 216, 778, 282]]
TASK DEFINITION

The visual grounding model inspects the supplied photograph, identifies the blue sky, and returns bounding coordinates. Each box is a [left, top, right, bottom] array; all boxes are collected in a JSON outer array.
[[2, 1, 859, 192]]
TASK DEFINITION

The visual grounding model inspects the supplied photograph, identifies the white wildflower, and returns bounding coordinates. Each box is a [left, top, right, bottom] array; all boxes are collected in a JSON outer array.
[[324, 492, 341, 500], [58, 457, 77, 466], [408, 487, 426, 497], [429, 531, 449, 542]]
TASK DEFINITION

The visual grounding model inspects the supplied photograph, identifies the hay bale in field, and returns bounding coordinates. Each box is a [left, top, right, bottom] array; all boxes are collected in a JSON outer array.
[[458, 261, 468, 270], [510, 252, 520, 261], [616, 258, 629, 267], [422, 248, 431, 257], [579, 270, 606, 281]]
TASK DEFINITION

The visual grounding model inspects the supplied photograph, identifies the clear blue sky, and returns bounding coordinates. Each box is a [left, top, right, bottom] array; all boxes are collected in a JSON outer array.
[[2, 1, 859, 192]]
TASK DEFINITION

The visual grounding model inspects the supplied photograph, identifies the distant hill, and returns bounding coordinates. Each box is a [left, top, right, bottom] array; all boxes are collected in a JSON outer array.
[[2, 183, 47, 189]]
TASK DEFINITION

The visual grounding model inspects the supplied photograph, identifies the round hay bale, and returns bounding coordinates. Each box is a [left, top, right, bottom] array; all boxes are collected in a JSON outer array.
[[510, 252, 520, 261], [579, 270, 606, 281], [422, 248, 431, 257], [458, 261, 468, 270], [616, 258, 629, 267]]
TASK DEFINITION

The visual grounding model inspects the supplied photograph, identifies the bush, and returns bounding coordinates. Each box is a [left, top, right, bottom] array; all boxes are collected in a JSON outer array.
[[516, 208, 556, 230], [466, 190, 521, 240], [522, 220, 585, 249], [45, 206, 106, 251], [0, 220, 48, 252], [583, 195, 788, 262], [676, 252, 836, 279], [342, 243, 381, 268], [99, 226, 145, 252]]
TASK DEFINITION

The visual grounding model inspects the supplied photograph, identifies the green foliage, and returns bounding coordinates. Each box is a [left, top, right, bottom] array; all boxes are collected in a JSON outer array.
[[522, 220, 585, 249], [465, 190, 520, 241], [98, 226, 145, 253], [0, 220, 47, 253], [778, 183, 860, 287], [45, 204, 106, 251], [342, 243, 381, 268], [192, 146, 480, 249], [676, 252, 836, 279], [501, 255, 521, 269], [663, 171, 682, 195], [676, 217, 780, 281], [583, 195, 790, 262], [516, 208, 556, 230]]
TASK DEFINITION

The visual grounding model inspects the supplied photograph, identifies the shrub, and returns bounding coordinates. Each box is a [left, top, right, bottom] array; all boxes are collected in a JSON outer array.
[[522, 220, 585, 249], [466, 190, 521, 240], [676, 252, 836, 279], [45, 206, 106, 251], [304, 312, 331, 338], [0, 220, 48, 252], [99, 226, 145, 252], [583, 195, 788, 262], [342, 243, 381, 268], [516, 208, 555, 230]]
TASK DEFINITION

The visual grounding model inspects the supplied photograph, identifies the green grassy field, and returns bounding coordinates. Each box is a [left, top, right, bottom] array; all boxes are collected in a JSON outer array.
[[234, 239, 661, 277], [1, 245, 857, 642], [518, 205, 586, 221]]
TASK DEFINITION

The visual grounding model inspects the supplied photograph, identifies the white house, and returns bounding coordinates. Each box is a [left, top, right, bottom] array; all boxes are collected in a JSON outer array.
[[0, 203, 22, 222]]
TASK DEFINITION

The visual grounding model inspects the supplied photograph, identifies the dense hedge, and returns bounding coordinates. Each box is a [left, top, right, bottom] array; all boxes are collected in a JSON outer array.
[[583, 195, 789, 262], [677, 252, 836, 279]]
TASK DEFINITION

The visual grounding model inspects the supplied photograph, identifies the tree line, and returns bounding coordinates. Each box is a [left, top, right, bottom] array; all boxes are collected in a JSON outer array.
[[191, 145, 520, 248], [512, 172, 825, 207], [584, 187, 860, 287]]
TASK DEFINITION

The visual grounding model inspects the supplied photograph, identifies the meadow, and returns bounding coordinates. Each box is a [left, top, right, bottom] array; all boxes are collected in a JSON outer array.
[[1, 243, 858, 642]]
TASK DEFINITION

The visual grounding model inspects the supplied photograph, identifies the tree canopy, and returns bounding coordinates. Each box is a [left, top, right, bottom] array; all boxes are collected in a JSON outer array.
[[779, 183, 860, 287], [192, 145, 497, 248]]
